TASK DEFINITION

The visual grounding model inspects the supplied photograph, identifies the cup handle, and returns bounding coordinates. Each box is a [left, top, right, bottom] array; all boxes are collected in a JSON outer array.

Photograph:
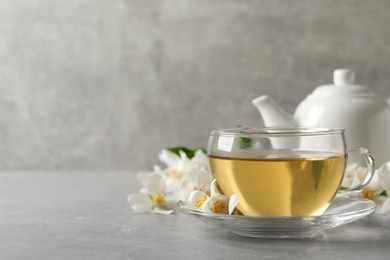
[[342, 147, 375, 192]]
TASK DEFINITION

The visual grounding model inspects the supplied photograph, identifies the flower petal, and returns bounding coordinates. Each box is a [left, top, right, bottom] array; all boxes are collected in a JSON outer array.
[[349, 167, 368, 188], [153, 165, 162, 173], [165, 176, 181, 193], [228, 194, 239, 215], [210, 179, 222, 197], [373, 196, 387, 214], [127, 193, 152, 213], [203, 195, 229, 214], [187, 190, 209, 209], [177, 180, 195, 201], [178, 151, 191, 172], [159, 149, 182, 168], [151, 207, 175, 215], [187, 150, 208, 176], [377, 162, 390, 192], [380, 197, 390, 215], [367, 172, 381, 190], [193, 171, 212, 192], [146, 173, 167, 194], [194, 149, 207, 160], [139, 187, 148, 194], [163, 192, 179, 210], [342, 163, 359, 188]]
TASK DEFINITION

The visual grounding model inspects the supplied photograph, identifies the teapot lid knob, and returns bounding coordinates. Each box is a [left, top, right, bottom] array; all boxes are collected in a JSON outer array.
[[310, 68, 376, 98], [333, 69, 355, 86]]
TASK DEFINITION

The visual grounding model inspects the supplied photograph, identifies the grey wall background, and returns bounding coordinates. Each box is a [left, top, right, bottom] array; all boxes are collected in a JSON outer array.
[[0, 0, 389, 171]]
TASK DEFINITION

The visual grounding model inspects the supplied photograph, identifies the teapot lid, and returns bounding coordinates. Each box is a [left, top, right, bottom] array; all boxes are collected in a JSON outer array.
[[311, 69, 377, 98]]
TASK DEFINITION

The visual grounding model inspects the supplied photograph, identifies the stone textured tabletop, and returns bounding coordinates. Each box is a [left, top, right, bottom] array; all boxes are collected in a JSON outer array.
[[1, 171, 390, 260]]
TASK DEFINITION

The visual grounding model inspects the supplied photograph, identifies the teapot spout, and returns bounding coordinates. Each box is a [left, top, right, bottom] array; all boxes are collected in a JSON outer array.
[[252, 95, 298, 127]]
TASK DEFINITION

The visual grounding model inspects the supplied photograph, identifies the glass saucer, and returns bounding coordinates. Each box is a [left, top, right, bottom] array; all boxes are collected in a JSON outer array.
[[176, 195, 376, 239]]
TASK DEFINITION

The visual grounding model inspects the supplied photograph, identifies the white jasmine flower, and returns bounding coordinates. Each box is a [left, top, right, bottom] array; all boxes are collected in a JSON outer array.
[[158, 149, 190, 191], [345, 164, 390, 214], [184, 150, 212, 192], [186, 180, 239, 215], [376, 162, 390, 214], [193, 169, 212, 193], [176, 169, 212, 201], [203, 195, 230, 214], [136, 165, 162, 188], [359, 172, 386, 213], [127, 172, 177, 215], [159, 149, 190, 175], [341, 163, 360, 188], [187, 151, 209, 176], [172, 149, 212, 201], [128, 148, 233, 216], [187, 190, 209, 210]]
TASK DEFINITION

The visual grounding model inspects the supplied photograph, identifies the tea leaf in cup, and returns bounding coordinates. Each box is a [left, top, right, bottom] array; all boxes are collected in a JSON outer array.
[[239, 137, 252, 149]]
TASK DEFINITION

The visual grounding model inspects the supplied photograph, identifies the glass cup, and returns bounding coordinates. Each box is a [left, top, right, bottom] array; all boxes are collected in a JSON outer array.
[[207, 127, 375, 217]]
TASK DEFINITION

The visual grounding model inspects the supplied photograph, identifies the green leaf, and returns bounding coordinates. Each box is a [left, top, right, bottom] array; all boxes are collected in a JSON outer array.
[[239, 137, 252, 149], [339, 186, 349, 191], [167, 146, 206, 159], [379, 190, 388, 197]]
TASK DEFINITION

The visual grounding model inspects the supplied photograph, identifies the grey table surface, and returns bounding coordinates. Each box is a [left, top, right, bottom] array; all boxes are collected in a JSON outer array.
[[1, 171, 390, 260]]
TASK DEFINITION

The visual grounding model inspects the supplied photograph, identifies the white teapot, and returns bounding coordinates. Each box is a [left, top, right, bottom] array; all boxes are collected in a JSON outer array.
[[252, 69, 390, 165]]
